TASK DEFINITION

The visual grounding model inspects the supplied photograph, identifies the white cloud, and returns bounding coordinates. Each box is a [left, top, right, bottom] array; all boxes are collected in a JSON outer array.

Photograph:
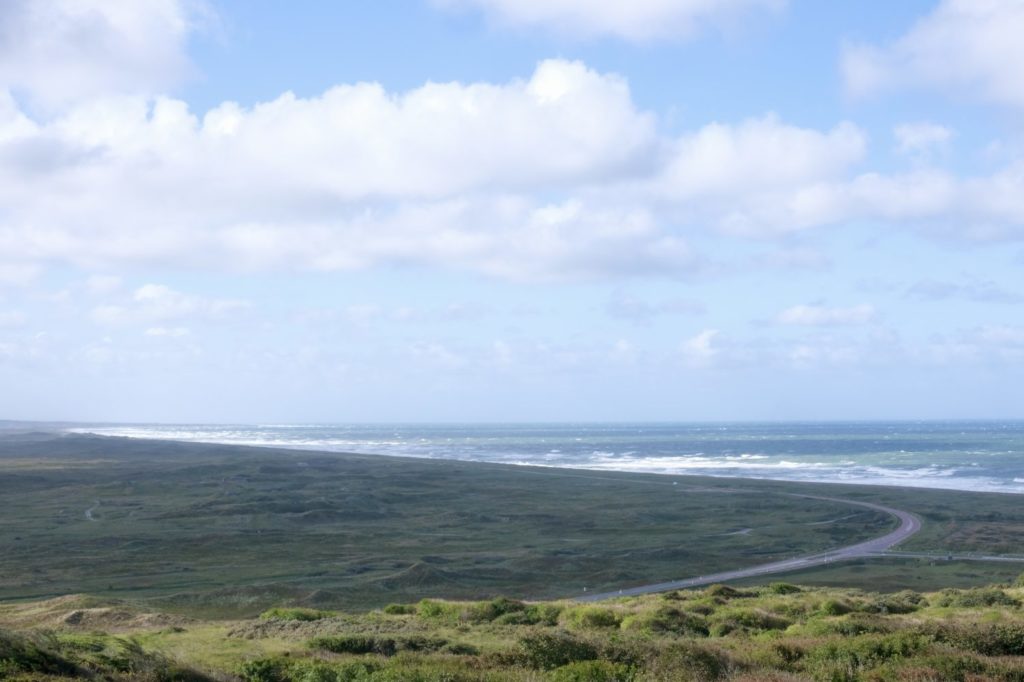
[[775, 304, 876, 327], [0, 0, 206, 111], [842, 0, 1024, 108], [893, 122, 953, 156], [0, 50, 1022, 287], [681, 328, 720, 367], [434, 0, 786, 42], [92, 284, 248, 325]]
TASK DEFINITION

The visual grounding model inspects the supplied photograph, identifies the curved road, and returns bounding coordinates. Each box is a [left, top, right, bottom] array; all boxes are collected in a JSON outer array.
[[576, 494, 921, 602]]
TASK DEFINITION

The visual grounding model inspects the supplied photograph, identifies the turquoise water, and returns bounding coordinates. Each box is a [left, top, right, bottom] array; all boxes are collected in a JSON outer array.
[[72, 421, 1024, 493]]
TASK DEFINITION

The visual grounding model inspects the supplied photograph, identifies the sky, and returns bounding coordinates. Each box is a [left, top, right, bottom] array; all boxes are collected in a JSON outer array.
[[1, 0, 1023, 423]]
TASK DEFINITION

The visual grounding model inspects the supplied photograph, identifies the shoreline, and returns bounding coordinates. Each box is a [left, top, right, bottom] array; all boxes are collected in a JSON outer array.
[[59, 425, 1024, 497]]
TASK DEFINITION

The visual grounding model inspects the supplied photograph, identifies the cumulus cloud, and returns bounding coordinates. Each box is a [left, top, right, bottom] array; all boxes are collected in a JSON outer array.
[[775, 304, 876, 327], [434, 0, 785, 41], [0, 0, 206, 111], [0, 41, 1022, 286], [842, 0, 1024, 108]]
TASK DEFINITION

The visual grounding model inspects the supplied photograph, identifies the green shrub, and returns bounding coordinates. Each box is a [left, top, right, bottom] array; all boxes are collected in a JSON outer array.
[[817, 599, 852, 616], [463, 596, 527, 623], [933, 587, 1020, 608], [443, 642, 480, 655], [568, 607, 621, 629], [645, 642, 730, 681], [548, 659, 634, 682], [238, 657, 290, 682], [924, 622, 1024, 656], [766, 583, 801, 595], [861, 590, 924, 614], [309, 636, 398, 656], [382, 603, 416, 615], [260, 607, 335, 622], [495, 603, 562, 626], [415, 599, 461, 623], [623, 606, 709, 637], [518, 632, 599, 670], [710, 608, 791, 636], [804, 633, 929, 680]]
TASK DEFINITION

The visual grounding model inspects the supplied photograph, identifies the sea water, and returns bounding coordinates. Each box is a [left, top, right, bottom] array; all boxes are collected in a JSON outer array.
[[70, 421, 1024, 494]]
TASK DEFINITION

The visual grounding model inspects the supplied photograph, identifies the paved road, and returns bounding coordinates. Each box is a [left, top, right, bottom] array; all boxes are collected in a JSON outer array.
[[575, 494, 922, 602]]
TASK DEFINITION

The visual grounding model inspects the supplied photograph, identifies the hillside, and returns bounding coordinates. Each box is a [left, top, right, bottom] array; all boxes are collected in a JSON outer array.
[[4, 578, 1024, 681]]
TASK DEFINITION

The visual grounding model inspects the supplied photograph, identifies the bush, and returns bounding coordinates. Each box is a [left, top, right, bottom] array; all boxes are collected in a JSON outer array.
[[766, 583, 801, 595], [518, 632, 599, 670], [933, 587, 1020, 608], [308, 635, 449, 657], [804, 633, 929, 679], [924, 622, 1024, 656], [260, 607, 335, 622], [549, 660, 634, 682], [624, 606, 709, 637], [710, 608, 791, 636], [646, 642, 730, 681], [817, 599, 852, 616], [382, 603, 416, 615], [309, 636, 398, 656], [568, 607, 621, 629], [495, 603, 562, 626], [463, 596, 527, 623], [706, 585, 743, 599], [415, 599, 461, 623], [238, 657, 290, 682]]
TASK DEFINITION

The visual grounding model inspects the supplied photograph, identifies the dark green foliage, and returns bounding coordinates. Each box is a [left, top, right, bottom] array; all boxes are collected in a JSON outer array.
[[308, 635, 449, 657], [495, 603, 562, 626], [932, 587, 1021, 608], [923, 622, 1024, 656], [548, 659, 634, 681], [625, 606, 709, 636], [0, 628, 213, 682], [817, 598, 853, 616], [568, 606, 621, 629], [766, 582, 801, 595], [804, 633, 929, 680], [381, 603, 416, 615], [709, 608, 791, 636], [309, 635, 399, 656], [463, 596, 528, 623], [645, 642, 730, 681], [705, 585, 743, 599], [0, 629, 82, 677], [261, 607, 335, 621], [517, 632, 599, 670]]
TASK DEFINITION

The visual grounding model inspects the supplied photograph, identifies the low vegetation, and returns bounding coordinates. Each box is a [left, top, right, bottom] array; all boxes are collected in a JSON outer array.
[[5, 579, 1024, 680]]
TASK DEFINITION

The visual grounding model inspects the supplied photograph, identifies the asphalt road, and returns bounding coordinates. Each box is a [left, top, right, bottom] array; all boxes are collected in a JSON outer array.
[[575, 494, 922, 602]]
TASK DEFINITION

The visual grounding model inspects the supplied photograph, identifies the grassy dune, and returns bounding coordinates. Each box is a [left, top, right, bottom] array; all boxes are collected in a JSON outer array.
[[5, 579, 1024, 680]]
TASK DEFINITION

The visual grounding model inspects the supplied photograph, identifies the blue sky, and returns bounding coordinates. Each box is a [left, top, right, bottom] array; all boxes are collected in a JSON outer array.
[[1, 0, 1023, 422]]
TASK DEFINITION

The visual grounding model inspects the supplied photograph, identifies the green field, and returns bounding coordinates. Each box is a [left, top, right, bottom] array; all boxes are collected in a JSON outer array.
[[3, 431, 1024, 619]]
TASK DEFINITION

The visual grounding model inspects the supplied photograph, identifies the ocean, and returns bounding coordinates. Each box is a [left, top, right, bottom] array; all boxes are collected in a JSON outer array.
[[70, 421, 1024, 494]]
